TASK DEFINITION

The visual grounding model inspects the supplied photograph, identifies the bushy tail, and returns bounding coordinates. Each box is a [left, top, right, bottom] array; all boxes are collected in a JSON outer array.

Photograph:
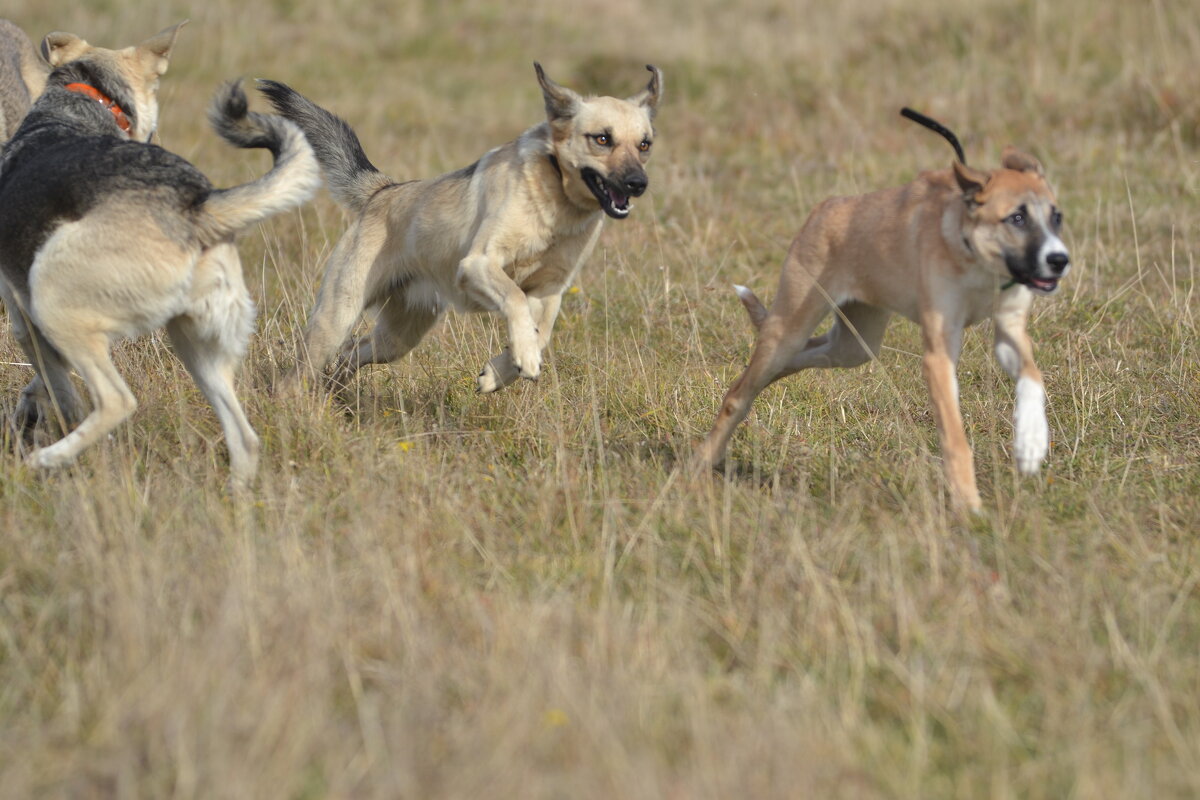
[[200, 81, 320, 241], [256, 79, 393, 214], [733, 284, 768, 330]]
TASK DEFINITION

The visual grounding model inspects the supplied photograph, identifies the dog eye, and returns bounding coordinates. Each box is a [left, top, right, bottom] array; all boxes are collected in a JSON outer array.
[[592, 133, 611, 146], [638, 139, 652, 152], [1005, 211, 1026, 227], [1051, 208, 1063, 229]]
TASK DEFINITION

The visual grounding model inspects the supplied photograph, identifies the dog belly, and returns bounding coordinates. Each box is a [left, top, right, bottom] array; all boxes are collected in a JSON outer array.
[[403, 276, 485, 314]]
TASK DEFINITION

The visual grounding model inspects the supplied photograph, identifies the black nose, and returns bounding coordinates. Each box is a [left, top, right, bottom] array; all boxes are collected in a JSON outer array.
[[1046, 251, 1070, 274], [623, 172, 648, 196]]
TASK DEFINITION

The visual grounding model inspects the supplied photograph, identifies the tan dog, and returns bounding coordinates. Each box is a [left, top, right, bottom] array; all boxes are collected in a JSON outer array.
[[695, 109, 1070, 512], [259, 63, 662, 394], [0, 25, 319, 481]]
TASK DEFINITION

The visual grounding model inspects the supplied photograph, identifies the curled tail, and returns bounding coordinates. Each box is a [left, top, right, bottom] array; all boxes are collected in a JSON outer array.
[[256, 79, 393, 214], [733, 284, 768, 330], [200, 80, 320, 241]]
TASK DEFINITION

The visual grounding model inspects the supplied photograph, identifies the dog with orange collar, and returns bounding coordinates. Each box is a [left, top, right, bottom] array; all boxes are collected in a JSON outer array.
[[0, 23, 321, 482]]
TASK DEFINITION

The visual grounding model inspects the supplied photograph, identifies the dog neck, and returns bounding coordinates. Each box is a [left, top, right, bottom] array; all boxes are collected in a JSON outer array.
[[65, 82, 132, 135]]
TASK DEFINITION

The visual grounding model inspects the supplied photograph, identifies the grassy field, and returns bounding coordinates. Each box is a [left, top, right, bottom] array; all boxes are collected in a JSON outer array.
[[2, 0, 1198, 796]]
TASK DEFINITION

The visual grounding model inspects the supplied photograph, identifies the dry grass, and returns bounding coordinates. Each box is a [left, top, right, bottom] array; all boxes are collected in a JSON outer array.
[[2, 0, 1199, 797]]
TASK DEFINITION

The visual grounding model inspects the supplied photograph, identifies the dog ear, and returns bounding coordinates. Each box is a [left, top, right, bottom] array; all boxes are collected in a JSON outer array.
[[137, 21, 187, 77], [626, 65, 663, 119], [1000, 146, 1044, 176], [534, 62, 581, 121], [953, 161, 989, 205], [41, 32, 91, 67]]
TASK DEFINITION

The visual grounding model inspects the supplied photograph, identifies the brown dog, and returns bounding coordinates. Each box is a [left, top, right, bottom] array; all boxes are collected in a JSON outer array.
[[695, 109, 1070, 512]]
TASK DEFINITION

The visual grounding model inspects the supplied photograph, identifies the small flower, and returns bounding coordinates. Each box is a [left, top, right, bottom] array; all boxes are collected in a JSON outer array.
[[542, 708, 569, 728]]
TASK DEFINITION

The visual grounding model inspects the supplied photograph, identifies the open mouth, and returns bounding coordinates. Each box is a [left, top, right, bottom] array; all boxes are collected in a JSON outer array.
[[1006, 272, 1059, 294], [582, 168, 632, 219]]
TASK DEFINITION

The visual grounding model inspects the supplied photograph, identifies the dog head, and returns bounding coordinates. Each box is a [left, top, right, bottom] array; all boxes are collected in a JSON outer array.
[[954, 149, 1069, 294], [40, 22, 185, 142], [535, 63, 661, 220]]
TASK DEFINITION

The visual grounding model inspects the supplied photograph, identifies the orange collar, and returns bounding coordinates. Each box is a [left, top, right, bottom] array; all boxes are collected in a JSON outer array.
[[65, 82, 132, 134]]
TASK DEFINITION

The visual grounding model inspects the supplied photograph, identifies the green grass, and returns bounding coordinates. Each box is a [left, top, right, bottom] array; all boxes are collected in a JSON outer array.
[[2, 0, 1199, 796]]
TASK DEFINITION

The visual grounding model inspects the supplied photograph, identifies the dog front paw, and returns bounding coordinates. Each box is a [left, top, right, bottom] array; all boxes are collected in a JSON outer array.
[[1013, 377, 1049, 475], [477, 362, 505, 393], [477, 352, 520, 393], [510, 342, 541, 381]]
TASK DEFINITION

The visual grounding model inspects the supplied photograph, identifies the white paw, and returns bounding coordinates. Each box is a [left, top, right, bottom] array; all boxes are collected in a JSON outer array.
[[477, 361, 504, 393], [1013, 377, 1049, 475], [510, 341, 541, 381], [26, 441, 77, 470]]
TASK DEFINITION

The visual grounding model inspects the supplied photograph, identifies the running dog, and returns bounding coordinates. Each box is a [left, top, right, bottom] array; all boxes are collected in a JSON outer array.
[[0, 24, 320, 481], [259, 62, 661, 394], [0, 19, 49, 141], [695, 109, 1070, 512]]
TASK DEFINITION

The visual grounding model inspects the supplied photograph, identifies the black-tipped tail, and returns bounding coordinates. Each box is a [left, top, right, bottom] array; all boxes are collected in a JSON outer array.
[[900, 107, 966, 165], [256, 79, 393, 213], [199, 80, 320, 242]]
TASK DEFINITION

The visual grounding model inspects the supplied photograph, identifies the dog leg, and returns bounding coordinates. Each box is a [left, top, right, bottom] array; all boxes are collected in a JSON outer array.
[[695, 291, 833, 470], [0, 283, 85, 433], [993, 291, 1048, 475], [919, 310, 981, 512], [788, 301, 891, 371], [290, 231, 379, 391], [25, 332, 136, 470], [166, 316, 259, 484], [457, 253, 541, 379], [330, 296, 438, 389], [478, 292, 562, 393]]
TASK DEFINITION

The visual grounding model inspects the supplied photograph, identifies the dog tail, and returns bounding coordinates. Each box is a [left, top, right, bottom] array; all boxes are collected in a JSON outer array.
[[900, 107, 966, 165], [256, 79, 393, 214], [733, 284, 768, 330], [199, 81, 320, 241]]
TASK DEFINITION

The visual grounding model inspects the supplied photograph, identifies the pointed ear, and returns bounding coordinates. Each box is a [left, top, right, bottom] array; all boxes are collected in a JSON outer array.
[[626, 64, 663, 119], [534, 62, 581, 122], [41, 32, 91, 67], [138, 21, 187, 77], [1001, 145, 1043, 175], [953, 161, 989, 205]]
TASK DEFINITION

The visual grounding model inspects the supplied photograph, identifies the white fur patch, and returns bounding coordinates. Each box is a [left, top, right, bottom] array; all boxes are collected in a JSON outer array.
[[994, 339, 1021, 380], [1013, 376, 1049, 474], [1038, 233, 1069, 274]]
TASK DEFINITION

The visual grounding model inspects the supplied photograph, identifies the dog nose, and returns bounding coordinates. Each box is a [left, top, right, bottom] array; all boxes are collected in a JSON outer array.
[[623, 172, 648, 196], [1046, 251, 1070, 274]]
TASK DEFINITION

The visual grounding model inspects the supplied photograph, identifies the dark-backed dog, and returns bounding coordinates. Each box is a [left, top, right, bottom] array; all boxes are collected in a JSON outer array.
[[0, 24, 319, 480]]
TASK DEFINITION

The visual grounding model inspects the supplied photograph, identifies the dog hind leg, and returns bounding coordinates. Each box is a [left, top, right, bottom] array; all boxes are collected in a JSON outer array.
[[166, 315, 259, 484], [0, 283, 86, 434], [787, 301, 891, 371], [290, 227, 382, 391], [695, 290, 833, 469], [25, 331, 136, 471], [329, 293, 438, 389]]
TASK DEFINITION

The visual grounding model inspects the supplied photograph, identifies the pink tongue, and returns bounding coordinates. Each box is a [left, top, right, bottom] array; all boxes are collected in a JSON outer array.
[[608, 187, 628, 208]]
